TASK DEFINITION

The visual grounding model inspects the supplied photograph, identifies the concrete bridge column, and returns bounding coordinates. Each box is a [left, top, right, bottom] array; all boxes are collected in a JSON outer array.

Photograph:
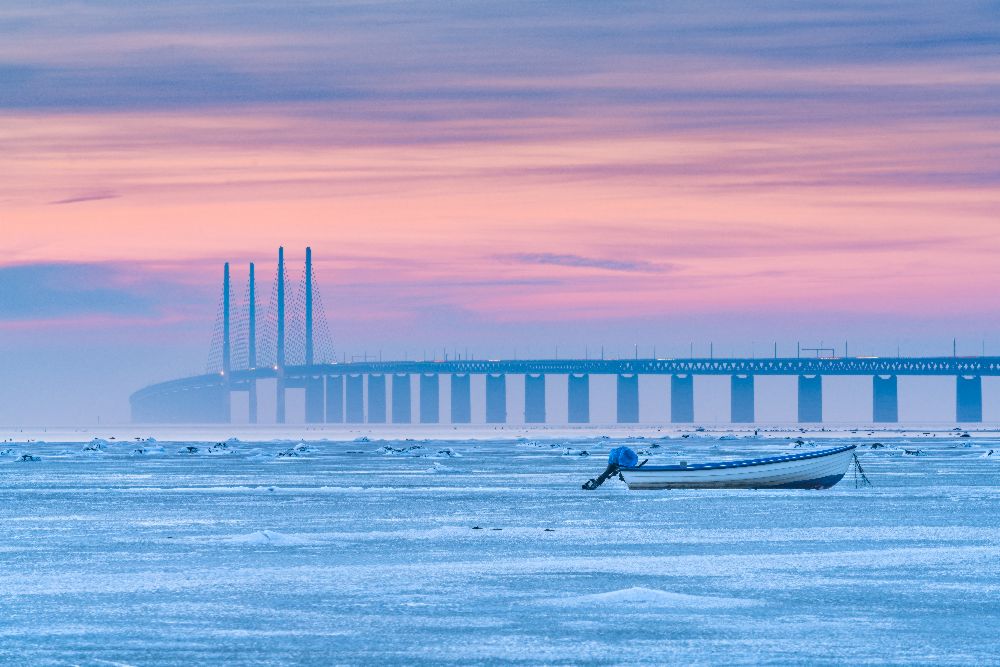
[[305, 377, 325, 423], [671, 374, 694, 423], [276, 375, 286, 424], [798, 375, 823, 423], [420, 373, 440, 423], [524, 374, 546, 423], [731, 374, 755, 423], [957, 375, 983, 423], [346, 374, 364, 423], [248, 379, 258, 425], [451, 374, 471, 423], [391, 374, 411, 423], [873, 375, 898, 423], [325, 375, 344, 422], [222, 386, 233, 424], [617, 374, 639, 423], [568, 374, 590, 423], [367, 374, 386, 423], [486, 374, 507, 423]]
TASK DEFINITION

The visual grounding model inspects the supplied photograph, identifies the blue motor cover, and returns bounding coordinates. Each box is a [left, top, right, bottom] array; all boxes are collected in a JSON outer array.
[[608, 446, 639, 468]]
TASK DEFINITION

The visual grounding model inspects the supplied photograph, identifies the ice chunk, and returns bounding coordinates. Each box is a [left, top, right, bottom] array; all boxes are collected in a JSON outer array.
[[83, 438, 108, 452], [377, 445, 426, 457], [430, 448, 462, 458]]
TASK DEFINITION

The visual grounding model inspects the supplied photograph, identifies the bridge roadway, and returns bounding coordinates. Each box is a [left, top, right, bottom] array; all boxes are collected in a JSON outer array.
[[130, 356, 998, 425]]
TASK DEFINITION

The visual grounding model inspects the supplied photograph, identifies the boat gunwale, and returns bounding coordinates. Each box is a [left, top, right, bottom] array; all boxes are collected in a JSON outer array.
[[619, 444, 856, 472]]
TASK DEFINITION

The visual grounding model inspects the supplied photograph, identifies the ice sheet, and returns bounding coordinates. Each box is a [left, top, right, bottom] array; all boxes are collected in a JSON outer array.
[[2, 427, 999, 664]]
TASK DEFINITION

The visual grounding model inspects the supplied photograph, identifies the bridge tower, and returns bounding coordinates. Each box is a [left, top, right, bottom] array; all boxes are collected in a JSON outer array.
[[220, 263, 232, 423], [222, 263, 231, 378], [303, 247, 325, 423], [305, 247, 313, 365], [247, 262, 258, 424], [275, 246, 286, 424]]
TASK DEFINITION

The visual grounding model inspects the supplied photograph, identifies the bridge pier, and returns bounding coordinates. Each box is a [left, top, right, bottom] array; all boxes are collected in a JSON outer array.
[[486, 374, 507, 423], [671, 374, 694, 423], [346, 374, 364, 423], [524, 374, 546, 423], [957, 375, 983, 423], [367, 374, 386, 423], [617, 374, 639, 423], [798, 375, 822, 423], [568, 374, 590, 423], [325, 375, 343, 422], [276, 376, 286, 424], [451, 374, 471, 423], [420, 373, 439, 423], [275, 247, 287, 424], [731, 374, 754, 423], [391, 374, 411, 423], [873, 375, 898, 423], [248, 379, 258, 424], [305, 377, 324, 423]]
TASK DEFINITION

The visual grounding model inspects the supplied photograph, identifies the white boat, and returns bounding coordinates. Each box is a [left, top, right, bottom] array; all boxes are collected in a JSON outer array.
[[618, 444, 857, 490]]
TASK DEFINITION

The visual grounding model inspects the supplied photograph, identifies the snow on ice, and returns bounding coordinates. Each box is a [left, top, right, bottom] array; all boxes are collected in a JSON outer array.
[[1, 425, 999, 664]]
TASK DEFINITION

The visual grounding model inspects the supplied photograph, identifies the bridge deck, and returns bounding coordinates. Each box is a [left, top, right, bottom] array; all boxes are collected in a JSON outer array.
[[131, 356, 1000, 403]]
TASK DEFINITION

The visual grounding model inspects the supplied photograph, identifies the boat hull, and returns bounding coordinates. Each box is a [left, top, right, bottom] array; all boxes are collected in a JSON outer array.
[[619, 445, 855, 490]]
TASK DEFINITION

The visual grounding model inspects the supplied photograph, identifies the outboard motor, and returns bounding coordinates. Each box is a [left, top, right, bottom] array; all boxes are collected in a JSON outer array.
[[582, 446, 640, 490]]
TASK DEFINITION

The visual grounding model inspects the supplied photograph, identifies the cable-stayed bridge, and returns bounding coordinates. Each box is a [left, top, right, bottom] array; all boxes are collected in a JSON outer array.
[[131, 248, 999, 424]]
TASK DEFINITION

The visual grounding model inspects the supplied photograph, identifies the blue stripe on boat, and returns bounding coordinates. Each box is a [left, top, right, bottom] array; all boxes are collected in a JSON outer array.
[[620, 444, 856, 472]]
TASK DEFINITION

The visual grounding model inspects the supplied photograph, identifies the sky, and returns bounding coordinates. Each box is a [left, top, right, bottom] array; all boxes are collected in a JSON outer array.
[[2, 1, 999, 425]]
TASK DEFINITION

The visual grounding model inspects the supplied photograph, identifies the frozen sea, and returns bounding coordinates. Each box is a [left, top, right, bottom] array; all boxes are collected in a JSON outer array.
[[2, 425, 999, 666]]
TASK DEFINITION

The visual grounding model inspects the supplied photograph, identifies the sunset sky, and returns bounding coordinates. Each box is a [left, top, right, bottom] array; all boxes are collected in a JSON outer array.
[[2, 1, 999, 424]]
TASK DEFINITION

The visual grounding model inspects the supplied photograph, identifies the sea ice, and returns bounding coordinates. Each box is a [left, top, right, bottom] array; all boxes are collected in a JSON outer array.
[[2, 426, 999, 664]]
